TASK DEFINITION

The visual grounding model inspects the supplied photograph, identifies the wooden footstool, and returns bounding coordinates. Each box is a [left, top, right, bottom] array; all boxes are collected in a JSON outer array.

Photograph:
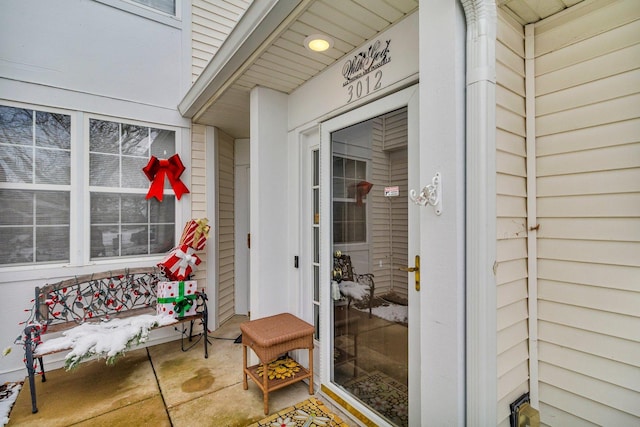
[[241, 313, 315, 414]]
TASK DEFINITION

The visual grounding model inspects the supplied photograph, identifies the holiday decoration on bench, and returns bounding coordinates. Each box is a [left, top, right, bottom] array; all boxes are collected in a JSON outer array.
[[157, 218, 210, 281], [158, 244, 201, 281], [157, 281, 198, 318], [16, 268, 209, 414], [179, 218, 210, 250], [142, 153, 190, 201]]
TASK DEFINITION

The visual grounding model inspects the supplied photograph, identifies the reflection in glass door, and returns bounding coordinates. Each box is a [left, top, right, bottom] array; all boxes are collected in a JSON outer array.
[[331, 108, 409, 426]]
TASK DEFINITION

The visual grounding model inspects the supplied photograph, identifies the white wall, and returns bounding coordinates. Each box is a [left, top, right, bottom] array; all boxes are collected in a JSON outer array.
[[249, 86, 290, 319], [0, 0, 192, 381], [419, 1, 467, 424], [0, 0, 188, 120], [288, 12, 418, 132]]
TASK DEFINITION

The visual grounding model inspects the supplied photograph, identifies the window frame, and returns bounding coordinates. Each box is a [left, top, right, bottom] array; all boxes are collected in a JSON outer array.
[[0, 101, 183, 272], [331, 154, 369, 246], [86, 114, 179, 262], [94, 0, 182, 27]]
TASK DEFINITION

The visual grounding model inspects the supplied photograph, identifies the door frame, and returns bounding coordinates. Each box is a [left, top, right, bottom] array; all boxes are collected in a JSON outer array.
[[319, 84, 421, 425]]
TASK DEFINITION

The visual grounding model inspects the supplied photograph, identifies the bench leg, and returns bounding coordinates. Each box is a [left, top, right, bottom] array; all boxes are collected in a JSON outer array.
[[39, 357, 46, 382], [25, 345, 38, 413], [202, 308, 209, 359]]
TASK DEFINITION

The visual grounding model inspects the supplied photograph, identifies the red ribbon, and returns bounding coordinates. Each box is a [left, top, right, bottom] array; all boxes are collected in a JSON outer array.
[[143, 154, 190, 201]]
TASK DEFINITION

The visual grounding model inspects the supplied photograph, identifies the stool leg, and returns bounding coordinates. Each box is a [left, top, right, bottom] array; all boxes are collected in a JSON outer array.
[[242, 345, 248, 390], [262, 361, 269, 415], [308, 347, 314, 395]]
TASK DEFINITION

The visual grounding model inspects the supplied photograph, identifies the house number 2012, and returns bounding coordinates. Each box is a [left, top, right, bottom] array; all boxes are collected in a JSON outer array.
[[346, 70, 383, 103]]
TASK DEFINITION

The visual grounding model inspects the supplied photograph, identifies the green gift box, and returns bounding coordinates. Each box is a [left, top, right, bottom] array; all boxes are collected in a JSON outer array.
[[157, 281, 197, 318]]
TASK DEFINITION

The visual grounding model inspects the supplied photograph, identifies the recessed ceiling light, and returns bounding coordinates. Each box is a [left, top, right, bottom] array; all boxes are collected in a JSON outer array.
[[304, 34, 334, 52]]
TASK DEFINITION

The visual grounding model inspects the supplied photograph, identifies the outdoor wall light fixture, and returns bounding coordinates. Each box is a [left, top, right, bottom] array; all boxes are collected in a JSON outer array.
[[409, 172, 442, 215], [304, 34, 333, 52]]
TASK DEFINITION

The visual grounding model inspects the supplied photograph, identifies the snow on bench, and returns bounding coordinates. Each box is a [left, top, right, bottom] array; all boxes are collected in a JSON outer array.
[[18, 267, 209, 414]]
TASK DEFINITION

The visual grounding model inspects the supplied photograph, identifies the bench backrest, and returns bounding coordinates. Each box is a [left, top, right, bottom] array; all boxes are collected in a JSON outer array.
[[35, 267, 165, 329]]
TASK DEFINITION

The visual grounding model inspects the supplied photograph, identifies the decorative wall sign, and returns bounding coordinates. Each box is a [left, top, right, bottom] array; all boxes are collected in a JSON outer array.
[[142, 154, 190, 201], [384, 186, 400, 197], [342, 39, 391, 103]]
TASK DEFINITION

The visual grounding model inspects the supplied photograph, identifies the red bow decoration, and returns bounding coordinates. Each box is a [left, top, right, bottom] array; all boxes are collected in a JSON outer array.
[[351, 181, 373, 206], [142, 154, 190, 201]]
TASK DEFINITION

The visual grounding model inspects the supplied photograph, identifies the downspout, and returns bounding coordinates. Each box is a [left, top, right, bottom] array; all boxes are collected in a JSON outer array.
[[460, 0, 497, 425], [525, 23, 539, 409]]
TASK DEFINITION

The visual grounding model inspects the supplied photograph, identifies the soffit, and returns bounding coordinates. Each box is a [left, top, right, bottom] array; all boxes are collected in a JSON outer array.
[[182, 0, 583, 138], [498, 0, 584, 24]]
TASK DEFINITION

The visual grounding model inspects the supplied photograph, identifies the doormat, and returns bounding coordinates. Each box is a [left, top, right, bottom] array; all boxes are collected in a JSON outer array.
[[248, 397, 349, 427], [343, 371, 408, 426], [0, 382, 22, 426]]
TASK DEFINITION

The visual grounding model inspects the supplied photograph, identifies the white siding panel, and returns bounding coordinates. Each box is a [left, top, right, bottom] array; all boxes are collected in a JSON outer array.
[[538, 300, 639, 342], [539, 363, 640, 418], [537, 69, 640, 116], [534, 5, 640, 424], [539, 280, 640, 317], [191, 1, 252, 81], [217, 131, 235, 324], [498, 321, 529, 355], [538, 238, 640, 267], [537, 93, 640, 137], [537, 193, 640, 217], [539, 341, 640, 391], [370, 109, 408, 300], [497, 173, 526, 198], [497, 279, 528, 309], [496, 12, 530, 424], [538, 391, 619, 427], [537, 118, 640, 156], [537, 168, 640, 196], [191, 125, 208, 285], [535, 17, 640, 76], [536, 43, 640, 97], [534, 0, 640, 57], [497, 128, 526, 157], [497, 217, 528, 240], [497, 150, 526, 177], [498, 360, 529, 401], [538, 217, 640, 242], [538, 321, 639, 368], [538, 259, 639, 292]]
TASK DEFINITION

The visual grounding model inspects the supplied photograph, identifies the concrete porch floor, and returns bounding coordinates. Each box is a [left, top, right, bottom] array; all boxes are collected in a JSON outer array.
[[7, 315, 355, 427]]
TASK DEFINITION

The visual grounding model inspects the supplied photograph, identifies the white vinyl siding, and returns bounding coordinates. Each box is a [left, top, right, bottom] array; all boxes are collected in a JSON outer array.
[[191, 0, 253, 82], [190, 124, 208, 287], [496, 10, 530, 427], [371, 108, 408, 300], [217, 130, 235, 324], [534, 1, 640, 425]]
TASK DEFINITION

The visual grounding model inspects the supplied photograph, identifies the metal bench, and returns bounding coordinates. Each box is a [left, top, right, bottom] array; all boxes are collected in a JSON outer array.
[[18, 267, 208, 414], [332, 251, 375, 317]]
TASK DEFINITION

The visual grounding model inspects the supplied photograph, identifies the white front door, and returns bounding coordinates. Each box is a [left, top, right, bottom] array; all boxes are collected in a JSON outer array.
[[319, 85, 420, 426], [234, 140, 250, 315]]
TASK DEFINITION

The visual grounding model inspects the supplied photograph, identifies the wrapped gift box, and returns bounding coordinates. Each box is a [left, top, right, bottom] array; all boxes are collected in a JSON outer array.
[[158, 244, 201, 281], [157, 281, 198, 318], [179, 218, 210, 250]]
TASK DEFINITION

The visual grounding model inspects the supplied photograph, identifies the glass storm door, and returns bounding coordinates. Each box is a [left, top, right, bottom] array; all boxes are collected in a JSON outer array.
[[320, 86, 420, 426]]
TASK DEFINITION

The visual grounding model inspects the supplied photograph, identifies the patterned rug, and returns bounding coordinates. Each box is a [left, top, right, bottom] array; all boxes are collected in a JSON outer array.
[[249, 397, 349, 427], [343, 371, 408, 426]]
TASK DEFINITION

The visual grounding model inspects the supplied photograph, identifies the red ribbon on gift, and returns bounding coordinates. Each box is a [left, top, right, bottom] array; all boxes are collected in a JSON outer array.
[[143, 154, 190, 201]]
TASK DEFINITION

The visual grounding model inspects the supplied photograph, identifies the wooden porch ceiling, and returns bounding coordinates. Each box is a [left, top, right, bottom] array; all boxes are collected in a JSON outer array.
[[178, 0, 583, 139]]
